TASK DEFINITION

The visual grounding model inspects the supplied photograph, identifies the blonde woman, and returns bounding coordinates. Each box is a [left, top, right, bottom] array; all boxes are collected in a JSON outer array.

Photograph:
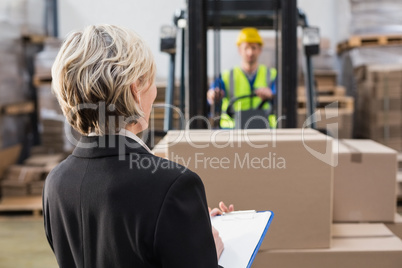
[[43, 25, 233, 268]]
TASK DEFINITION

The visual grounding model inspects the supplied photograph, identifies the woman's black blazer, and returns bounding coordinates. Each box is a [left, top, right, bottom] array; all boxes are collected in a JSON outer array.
[[43, 135, 220, 268]]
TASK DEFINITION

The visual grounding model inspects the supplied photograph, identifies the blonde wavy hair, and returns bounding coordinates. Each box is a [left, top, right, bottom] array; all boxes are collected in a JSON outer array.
[[51, 24, 156, 135]]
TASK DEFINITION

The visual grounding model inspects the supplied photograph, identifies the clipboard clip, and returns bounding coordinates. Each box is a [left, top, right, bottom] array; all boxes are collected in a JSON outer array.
[[221, 210, 256, 220]]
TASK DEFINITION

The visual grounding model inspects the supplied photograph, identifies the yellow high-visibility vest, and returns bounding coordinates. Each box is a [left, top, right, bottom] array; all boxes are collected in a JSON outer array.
[[220, 65, 277, 129]]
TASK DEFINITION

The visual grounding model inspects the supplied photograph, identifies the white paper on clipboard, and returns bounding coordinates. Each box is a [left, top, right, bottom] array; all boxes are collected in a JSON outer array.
[[211, 210, 273, 268]]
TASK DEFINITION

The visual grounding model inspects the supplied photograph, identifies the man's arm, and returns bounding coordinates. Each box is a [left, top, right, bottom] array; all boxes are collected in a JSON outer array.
[[207, 77, 226, 105]]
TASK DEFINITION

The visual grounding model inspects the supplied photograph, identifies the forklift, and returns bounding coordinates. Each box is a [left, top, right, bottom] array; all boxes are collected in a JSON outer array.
[[159, 0, 320, 132]]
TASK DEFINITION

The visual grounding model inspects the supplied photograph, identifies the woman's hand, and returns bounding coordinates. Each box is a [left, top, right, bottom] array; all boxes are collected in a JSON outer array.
[[212, 226, 224, 260], [209, 201, 234, 260], [208, 201, 235, 217]]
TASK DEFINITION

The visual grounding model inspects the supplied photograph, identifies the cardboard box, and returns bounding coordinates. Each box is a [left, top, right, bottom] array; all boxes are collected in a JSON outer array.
[[1, 165, 49, 197], [1, 180, 29, 197], [396, 172, 402, 200], [369, 111, 402, 126], [36, 83, 62, 117], [4, 165, 45, 182], [29, 180, 45, 196], [375, 138, 402, 153], [156, 129, 323, 159], [370, 98, 402, 111], [297, 108, 353, 139], [299, 70, 338, 88], [166, 129, 333, 249], [253, 224, 402, 268], [162, 128, 325, 160], [368, 125, 402, 140], [0, 144, 21, 180], [386, 214, 402, 240], [333, 140, 397, 222], [23, 154, 65, 167]]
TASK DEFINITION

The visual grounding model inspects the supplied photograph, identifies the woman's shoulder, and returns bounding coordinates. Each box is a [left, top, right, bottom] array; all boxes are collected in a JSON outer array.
[[144, 154, 198, 180]]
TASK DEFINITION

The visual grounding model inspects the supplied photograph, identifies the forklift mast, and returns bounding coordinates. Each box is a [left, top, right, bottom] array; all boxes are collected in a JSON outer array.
[[187, 0, 298, 129]]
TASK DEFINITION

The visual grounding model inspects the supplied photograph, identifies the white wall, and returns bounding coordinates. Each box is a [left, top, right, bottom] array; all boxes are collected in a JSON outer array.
[[298, 0, 351, 47], [59, 0, 186, 80], [298, 0, 337, 48], [59, 0, 350, 80]]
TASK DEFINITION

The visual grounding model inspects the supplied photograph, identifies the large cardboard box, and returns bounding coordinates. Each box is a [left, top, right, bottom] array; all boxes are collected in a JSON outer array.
[[166, 129, 333, 249], [253, 223, 402, 268], [333, 140, 397, 222], [160, 129, 322, 159]]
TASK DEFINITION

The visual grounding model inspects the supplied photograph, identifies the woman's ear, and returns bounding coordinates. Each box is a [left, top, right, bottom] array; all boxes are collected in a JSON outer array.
[[130, 83, 140, 103]]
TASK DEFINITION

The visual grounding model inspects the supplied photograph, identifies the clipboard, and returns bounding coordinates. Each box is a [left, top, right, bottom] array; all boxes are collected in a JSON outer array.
[[211, 210, 274, 268]]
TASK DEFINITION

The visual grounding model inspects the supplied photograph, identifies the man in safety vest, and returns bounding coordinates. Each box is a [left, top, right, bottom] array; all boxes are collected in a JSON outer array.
[[207, 27, 277, 129]]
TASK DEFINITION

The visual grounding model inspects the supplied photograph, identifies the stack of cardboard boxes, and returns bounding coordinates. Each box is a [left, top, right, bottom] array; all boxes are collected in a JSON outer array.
[[33, 38, 62, 84], [0, 145, 21, 185], [1, 165, 47, 197], [33, 39, 80, 153], [39, 115, 74, 153], [397, 153, 402, 201], [0, 153, 64, 197], [298, 71, 354, 139], [153, 129, 402, 267], [354, 64, 402, 152]]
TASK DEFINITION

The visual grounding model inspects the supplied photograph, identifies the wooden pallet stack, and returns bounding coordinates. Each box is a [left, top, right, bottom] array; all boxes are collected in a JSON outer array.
[[33, 38, 81, 153], [0, 145, 65, 215], [151, 82, 181, 131], [143, 82, 182, 149], [337, 34, 402, 54], [398, 153, 402, 202], [354, 64, 402, 151], [0, 154, 64, 198], [298, 71, 354, 139]]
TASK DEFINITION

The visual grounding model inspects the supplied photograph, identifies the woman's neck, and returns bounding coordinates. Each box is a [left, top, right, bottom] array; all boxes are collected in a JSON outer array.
[[125, 120, 146, 135]]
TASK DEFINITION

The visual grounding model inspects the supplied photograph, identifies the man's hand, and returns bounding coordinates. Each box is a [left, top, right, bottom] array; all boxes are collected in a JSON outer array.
[[255, 87, 273, 101], [208, 201, 235, 217], [207, 88, 225, 105]]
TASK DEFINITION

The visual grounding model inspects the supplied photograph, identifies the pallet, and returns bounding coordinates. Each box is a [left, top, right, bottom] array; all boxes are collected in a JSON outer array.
[[22, 34, 48, 44], [33, 75, 52, 88], [0, 196, 42, 216], [337, 34, 402, 54], [0, 101, 35, 116], [298, 86, 346, 97], [298, 96, 354, 110]]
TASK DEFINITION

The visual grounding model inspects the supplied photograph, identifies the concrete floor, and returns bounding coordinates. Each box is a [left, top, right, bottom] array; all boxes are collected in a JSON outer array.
[[1, 208, 402, 268], [0, 216, 58, 268]]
